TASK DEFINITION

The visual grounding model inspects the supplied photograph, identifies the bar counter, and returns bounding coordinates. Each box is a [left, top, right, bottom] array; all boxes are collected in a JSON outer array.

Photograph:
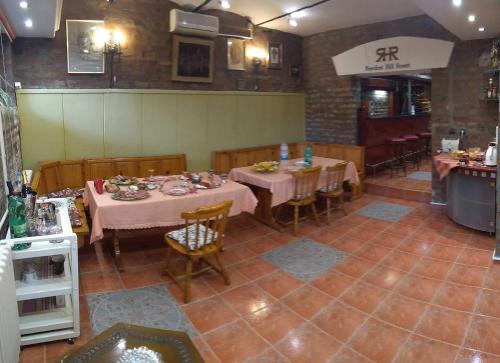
[[434, 154, 496, 233]]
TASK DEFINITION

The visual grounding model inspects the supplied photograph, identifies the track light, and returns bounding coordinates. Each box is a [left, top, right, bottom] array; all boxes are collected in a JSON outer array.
[[220, 0, 230, 9], [288, 17, 298, 27], [452, 0, 462, 7]]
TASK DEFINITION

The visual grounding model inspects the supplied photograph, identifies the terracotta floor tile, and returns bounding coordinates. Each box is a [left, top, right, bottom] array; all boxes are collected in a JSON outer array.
[[192, 338, 220, 363], [118, 250, 150, 268], [344, 230, 377, 243], [183, 296, 238, 334], [143, 247, 171, 264], [412, 257, 453, 280], [434, 283, 480, 312], [282, 285, 331, 319], [427, 244, 463, 262], [457, 249, 493, 267], [244, 302, 304, 344], [308, 227, 345, 244], [19, 344, 44, 363], [398, 239, 433, 256], [329, 347, 373, 363], [447, 264, 488, 287], [437, 234, 468, 248], [221, 246, 257, 265], [80, 270, 123, 294], [381, 250, 420, 272], [394, 335, 459, 363], [467, 235, 496, 251], [340, 281, 389, 313], [312, 301, 367, 342], [78, 251, 116, 273], [276, 323, 342, 363], [386, 223, 418, 237], [234, 257, 277, 281], [203, 266, 249, 294], [245, 236, 282, 255], [396, 274, 441, 302], [335, 256, 374, 278], [365, 218, 393, 230], [256, 270, 303, 299], [456, 349, 500, 363], [330, 237, 367, 253], [371, 232, 405, 248], [119, 265, 164, 289], [246, 348, 290, 363], [362, 265, 405, 289], [416, 305, 471, 345], [465, 315, 500, 355], [374, 293, 428, 330], [166, 278, 217, 305], [349, 318, 409, 363], [204, 319, 270, 363], [484, 265, 500, 291], [221, 283, 276, 316], [355, 243, 392, 263], [477, 289, 500, 318], [312, 269, 356, 297]]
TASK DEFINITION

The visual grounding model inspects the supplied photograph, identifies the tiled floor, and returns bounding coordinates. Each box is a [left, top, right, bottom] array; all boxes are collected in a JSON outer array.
[[365, 159, 432, 203], [20, 193, 500, 363]]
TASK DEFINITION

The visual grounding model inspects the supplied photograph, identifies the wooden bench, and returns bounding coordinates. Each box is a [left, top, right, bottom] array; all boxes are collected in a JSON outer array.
[[30, 154, 187, 247], [212, 142, 365, 198]]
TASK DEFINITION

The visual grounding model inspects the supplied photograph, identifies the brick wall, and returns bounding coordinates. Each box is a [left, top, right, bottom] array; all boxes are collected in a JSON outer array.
[[12, 0, 303, 92]]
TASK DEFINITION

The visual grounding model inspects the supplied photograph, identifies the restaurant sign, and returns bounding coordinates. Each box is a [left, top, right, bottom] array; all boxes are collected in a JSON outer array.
[[332, 36, 455, 76]]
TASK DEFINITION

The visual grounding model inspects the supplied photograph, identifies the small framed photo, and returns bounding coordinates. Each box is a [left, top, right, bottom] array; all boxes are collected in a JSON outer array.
[[66, 20, 105, 74], [268, 42, 283, 69], [172, 35, 214, 83], [227, 38, 245, 71]]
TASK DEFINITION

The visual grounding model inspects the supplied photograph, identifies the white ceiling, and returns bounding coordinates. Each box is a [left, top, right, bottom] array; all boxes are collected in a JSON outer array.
[[0, 0, 499, 40]]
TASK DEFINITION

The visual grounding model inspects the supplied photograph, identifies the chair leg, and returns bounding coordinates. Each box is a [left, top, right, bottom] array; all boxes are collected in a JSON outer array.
[[214, 251, 230, 285], [293, 205, 299, 236], [340, 195, 347, 216], [326, 198, 331, 224], [311, 202, 321, 226], [184, 258, 193, 304], [164, 246, 173, 272]]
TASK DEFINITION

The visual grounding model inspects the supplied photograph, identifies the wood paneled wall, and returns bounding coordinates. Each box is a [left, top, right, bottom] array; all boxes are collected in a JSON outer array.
[[17, 89, 306, 171]]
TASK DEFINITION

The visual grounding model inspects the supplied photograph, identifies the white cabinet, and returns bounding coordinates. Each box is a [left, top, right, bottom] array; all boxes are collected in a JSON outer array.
[[0, 198, 80, 346]]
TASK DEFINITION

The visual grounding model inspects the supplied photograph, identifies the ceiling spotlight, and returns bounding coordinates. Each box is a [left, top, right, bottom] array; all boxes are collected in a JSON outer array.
[[288, 17, 298, 27], [478, 26, 485, 32], [19, 1, 28, 8], [219, 0, 230, 9], [452, 0, 462, 6], [468, 14, 476, 22], [24, 19, 32, 28]]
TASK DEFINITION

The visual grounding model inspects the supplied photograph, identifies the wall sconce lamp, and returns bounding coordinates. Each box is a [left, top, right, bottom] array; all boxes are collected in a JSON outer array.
[[101, 30, 125, 88], [246, 47, 266, 90]]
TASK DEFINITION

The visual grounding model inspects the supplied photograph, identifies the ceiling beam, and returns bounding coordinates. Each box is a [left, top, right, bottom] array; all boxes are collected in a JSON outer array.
[[0, 7, 15, 41]]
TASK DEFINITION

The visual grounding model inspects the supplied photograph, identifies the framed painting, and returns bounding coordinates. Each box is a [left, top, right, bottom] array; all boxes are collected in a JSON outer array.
[[172, 35, 214, 83], [268, 42, 283, 69], [66, 20, 105, 74], [227, 38, 245, 71]]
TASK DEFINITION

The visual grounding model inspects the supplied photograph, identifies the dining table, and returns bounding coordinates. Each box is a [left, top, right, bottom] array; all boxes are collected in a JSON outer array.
[[83, 175, 258, 271], [228, 156, 360, 230]]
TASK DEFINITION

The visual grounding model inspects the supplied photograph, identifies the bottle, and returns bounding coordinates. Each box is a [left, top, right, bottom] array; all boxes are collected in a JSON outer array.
[[8, 193, 28, 238], [304, 144, 313, 168], [280, 142, 289, 167]]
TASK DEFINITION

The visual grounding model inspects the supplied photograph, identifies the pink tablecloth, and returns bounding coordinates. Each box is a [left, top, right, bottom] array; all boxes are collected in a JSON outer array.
[[228, 156, 360, 207], [433, 154, 459, 181], [83, 179, 258, 243]]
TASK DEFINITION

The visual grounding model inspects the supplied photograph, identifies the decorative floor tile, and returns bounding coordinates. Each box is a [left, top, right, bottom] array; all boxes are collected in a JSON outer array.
[[356, 202, 414, 222], [263, 239, 347, 281], [86, 284, 197, 338], [407, 171, 432, 181]]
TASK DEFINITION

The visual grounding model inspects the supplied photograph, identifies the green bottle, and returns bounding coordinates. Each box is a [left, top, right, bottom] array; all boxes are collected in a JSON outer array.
[[8, 194, 28, 238], [304, 144, 313, 168]]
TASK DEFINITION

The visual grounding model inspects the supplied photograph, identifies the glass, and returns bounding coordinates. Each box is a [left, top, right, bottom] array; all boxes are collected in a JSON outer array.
[[148, 169, 155, 181]]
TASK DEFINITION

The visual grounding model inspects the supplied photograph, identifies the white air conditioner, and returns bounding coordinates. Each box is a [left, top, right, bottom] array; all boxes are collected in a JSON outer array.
[[170, 9, 219, 38]]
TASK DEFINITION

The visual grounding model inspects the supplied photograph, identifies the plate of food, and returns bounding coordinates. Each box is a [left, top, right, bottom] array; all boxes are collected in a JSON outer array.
[[111, 190, 150, 201], [166, 187, 189, 196], [252, 161, 280, 173], [108, 175, 139, 185], [105, 184, 120, 193]]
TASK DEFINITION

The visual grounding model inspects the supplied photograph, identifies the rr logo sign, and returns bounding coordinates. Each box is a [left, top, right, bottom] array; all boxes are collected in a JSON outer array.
[[376, 46, 399, 62]]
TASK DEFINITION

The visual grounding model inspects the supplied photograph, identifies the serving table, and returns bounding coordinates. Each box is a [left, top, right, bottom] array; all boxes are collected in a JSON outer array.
[[84, 178, 257, 271], [434, 154, 496, 234], [228, 156, 360, 230]]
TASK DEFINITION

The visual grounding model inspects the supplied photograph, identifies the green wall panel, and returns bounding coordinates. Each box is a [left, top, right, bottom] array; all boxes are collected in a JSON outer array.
[[17, 90, 306, 171], [63, 93, 104, 160]]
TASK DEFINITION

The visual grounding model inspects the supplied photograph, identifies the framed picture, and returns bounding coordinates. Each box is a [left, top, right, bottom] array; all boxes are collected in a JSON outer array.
[[227, 38, 245, 71], [172, 35, 214, 83], [268, 42, 283, 69], [289, 64, 301, 77], [66, 20, 105, 74]]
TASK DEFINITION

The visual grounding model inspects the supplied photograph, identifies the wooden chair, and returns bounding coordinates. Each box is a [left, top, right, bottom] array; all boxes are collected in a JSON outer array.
[[164, 200, 233, 303], [317, 162, 348, 224], [276, 166, 322, 236]]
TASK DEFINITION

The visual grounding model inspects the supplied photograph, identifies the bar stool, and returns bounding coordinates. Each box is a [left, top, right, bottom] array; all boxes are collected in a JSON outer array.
[[401, 134, 420, 169], [385, 138, 407, 178], [417, 132, 432, 158]]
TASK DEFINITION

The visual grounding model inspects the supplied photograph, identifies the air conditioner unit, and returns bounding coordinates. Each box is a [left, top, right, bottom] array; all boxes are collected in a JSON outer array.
[[170, 9, 219, 38]]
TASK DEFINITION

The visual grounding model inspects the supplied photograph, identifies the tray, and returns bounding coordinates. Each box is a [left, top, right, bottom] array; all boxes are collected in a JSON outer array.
[[111, 190, 150, 201], [108, 177, 138, 186]]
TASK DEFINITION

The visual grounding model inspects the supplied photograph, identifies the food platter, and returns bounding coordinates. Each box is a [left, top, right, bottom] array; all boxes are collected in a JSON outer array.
[[111, 190, 150, 201], [166, 187, 189, 196], [108, 176, 139, 185], [252, 161, 279, 173]]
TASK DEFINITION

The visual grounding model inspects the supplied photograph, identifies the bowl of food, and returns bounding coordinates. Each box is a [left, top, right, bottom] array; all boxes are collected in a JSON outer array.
[[108, 175, 138, 185], [252, 161, 280, 173]]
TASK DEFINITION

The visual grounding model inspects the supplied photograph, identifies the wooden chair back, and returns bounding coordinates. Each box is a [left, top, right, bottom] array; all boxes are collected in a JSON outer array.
[[324, 162, 348, 195], [180, 200, 233, 252], [290, 166, 321, 202]]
